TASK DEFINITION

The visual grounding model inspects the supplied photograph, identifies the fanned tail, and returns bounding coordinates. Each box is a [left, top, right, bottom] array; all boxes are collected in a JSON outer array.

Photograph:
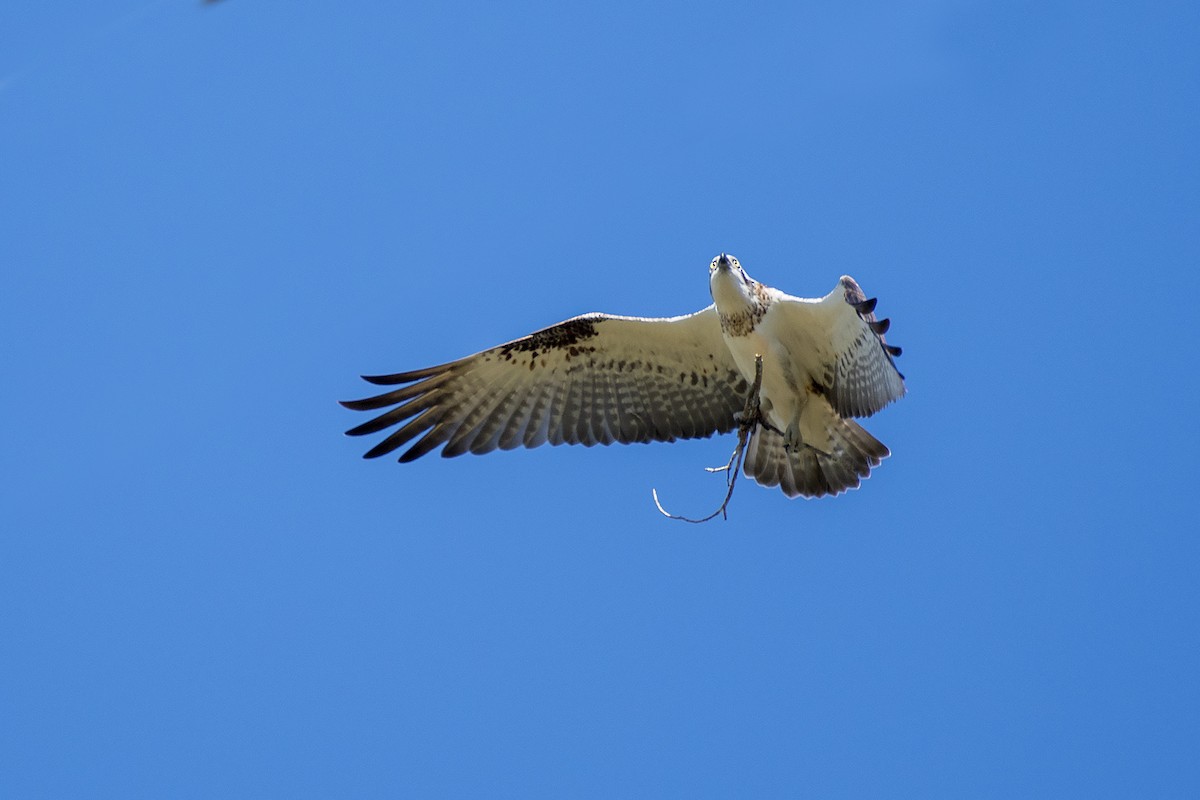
[[743, 411, 889, 498]]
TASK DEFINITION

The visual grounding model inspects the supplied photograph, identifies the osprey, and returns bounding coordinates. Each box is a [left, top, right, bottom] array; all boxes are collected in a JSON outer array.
[[342, 254, 906, 498]]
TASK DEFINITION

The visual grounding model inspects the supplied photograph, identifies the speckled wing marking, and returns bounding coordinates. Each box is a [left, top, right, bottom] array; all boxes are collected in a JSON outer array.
[[776, 276, 906, 419], [341, 307, 750, 462]]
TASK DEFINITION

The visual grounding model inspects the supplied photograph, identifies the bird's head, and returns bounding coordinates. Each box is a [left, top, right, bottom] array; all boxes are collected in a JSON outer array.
[[708, 253, 756, 310]]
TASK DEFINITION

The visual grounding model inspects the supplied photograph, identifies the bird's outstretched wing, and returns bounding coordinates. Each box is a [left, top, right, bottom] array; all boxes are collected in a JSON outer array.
[[341, 308, 750, 462], [774, 276, 906, 419]]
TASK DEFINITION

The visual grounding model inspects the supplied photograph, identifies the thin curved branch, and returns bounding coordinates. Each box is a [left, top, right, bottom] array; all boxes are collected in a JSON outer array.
[[653, 355, 763, 523]]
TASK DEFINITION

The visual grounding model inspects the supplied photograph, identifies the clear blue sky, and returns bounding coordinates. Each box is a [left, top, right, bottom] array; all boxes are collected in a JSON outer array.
[[3, 1, 1198, 796]]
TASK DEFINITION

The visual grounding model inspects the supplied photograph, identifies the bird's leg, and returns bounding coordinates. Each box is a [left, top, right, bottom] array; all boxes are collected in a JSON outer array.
[[757, 417, 784, 436], [783, 423, 802, 453], [741, 354, 766, 431], [784, 402, 833, 456], [732, 372, 771, 431], [782, 422, 834, 457], [708, 355, 766, 478]]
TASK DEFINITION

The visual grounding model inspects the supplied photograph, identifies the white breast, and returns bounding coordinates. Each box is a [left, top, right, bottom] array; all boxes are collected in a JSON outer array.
[[722, 305, 811, 431]]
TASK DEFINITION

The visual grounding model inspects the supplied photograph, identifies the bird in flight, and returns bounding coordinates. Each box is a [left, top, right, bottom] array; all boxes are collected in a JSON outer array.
[[341, 254, 906, 498]]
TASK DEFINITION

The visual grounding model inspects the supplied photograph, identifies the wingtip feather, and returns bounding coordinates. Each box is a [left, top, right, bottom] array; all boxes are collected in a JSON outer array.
[[853, 297, 878, 315], [361, 442, 393, 458]]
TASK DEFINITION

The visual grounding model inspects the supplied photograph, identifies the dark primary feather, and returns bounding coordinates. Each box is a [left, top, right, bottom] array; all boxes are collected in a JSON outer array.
[[851, 297, 877, 315]]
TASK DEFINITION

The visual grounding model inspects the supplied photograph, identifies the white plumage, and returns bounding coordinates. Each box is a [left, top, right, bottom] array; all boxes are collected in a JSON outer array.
[[342, 253, 906, 498]]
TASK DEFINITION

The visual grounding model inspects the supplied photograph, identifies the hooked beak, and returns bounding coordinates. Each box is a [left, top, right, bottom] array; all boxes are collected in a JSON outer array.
[[716, 253, 732, 271]]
